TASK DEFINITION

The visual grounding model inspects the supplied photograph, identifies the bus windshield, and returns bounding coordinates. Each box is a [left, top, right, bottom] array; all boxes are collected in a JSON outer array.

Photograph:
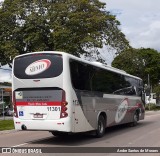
[[13, 53, 63, 79]]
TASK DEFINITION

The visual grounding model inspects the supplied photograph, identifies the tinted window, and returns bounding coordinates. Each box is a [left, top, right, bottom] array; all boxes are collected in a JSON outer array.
[[14, 53, 63, 79], [70, 60, 93, 91], [70, 60, 142, 96], [92, 68, 122, 93]]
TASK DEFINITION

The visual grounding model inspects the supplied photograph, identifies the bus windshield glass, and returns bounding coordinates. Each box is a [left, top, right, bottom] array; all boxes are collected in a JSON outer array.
[[14, 53, 63, 79]]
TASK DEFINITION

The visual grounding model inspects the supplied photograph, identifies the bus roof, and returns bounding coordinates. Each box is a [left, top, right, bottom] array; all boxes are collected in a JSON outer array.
[[14, 51, 142, 81]]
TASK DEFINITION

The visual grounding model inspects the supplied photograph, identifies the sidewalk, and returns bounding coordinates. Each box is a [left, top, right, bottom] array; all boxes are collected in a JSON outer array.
[[0, 129, 18, 134], [0, 116, 13, 120], [145, 110, 160, 116]]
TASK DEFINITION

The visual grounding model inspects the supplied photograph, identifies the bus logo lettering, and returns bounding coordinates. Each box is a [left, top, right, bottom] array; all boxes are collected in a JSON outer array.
[[115, 98, 128, 123], [25, 59, 51, 75]]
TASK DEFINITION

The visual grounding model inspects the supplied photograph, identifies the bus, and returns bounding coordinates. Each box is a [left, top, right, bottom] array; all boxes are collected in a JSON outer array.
[[12, 51, 145, 137]]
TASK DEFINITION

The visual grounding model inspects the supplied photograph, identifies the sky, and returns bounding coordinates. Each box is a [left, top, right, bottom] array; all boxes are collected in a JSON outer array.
[[0, 0, 160, 82], [104, 0, 160, 51], [0, 65, 12, 83]]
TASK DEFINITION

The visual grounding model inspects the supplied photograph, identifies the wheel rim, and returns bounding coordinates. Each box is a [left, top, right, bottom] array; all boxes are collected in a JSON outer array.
[[134, 113, 138, 123], [99, 120, 104, 134]]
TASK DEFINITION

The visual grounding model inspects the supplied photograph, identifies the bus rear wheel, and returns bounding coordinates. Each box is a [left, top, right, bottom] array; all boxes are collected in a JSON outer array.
[[130, 111, 139, 127], [95, 115, 106, 138]]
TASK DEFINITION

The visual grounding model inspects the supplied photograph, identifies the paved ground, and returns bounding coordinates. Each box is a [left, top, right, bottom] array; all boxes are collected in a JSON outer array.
[[0, 111, 160, 156]]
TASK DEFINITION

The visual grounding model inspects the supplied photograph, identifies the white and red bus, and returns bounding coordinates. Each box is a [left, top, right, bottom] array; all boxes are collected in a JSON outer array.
[[12, 51, 145, 137]]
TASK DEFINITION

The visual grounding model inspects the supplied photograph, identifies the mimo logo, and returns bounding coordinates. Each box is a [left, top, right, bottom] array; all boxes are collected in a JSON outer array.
[[25, 59, 51, 76], [115, 98, 128, 123]]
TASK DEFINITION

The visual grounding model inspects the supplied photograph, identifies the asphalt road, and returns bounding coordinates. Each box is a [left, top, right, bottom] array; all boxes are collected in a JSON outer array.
[[0, 111, 160, 156]]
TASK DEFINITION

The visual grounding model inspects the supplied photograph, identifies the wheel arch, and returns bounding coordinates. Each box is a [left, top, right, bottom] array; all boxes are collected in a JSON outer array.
[[135, 108, 140, 121]]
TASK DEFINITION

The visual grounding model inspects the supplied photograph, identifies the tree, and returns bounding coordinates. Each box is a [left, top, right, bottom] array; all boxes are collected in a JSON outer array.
[[112, 48, 160, 87], [0, 0, 130, 67], [153, 85, 160, 94], [153, 84, 160, 105], [0, 82, 11, 86]]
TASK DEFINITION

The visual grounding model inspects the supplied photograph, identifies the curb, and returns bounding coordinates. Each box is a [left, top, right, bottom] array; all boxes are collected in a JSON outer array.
[[145, 110, 160, 114], [0, 130, 18, 134]]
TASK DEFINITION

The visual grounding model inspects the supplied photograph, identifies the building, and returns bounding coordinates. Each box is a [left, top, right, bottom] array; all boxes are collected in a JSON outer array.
[[0, 86, 12, 114]]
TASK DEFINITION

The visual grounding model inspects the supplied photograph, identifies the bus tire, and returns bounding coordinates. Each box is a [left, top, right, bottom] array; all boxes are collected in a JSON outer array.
[[95, 115, 106, 138], [130, 111, 139, 127]]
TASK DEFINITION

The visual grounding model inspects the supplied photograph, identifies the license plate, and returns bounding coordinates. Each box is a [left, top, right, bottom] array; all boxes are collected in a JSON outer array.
[[33, 113, 43, 118]]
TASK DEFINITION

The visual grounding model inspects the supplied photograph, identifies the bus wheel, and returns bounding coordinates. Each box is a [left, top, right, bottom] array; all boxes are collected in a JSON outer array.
[[95, 115, 106, 138], [130, 111, 139, 127]]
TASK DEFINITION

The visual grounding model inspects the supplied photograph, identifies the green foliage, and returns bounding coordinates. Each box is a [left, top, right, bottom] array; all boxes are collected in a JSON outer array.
[[0, 0, 130, 66], [145, 103, 160, 111], [0, 82, 11, 86], [153, 85, 160, 94], [0, 120, 14, 131], [112, 48, 160, 86], [153, 86, 160, 105]]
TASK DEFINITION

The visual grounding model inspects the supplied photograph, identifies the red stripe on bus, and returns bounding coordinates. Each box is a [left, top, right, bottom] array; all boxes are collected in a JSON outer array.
[[16, 101, 61, 106]]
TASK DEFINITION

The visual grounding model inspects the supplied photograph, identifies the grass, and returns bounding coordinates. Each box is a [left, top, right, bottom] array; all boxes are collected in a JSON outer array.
[[0, 120, 14, 131], [145, 103, 160, 111]]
